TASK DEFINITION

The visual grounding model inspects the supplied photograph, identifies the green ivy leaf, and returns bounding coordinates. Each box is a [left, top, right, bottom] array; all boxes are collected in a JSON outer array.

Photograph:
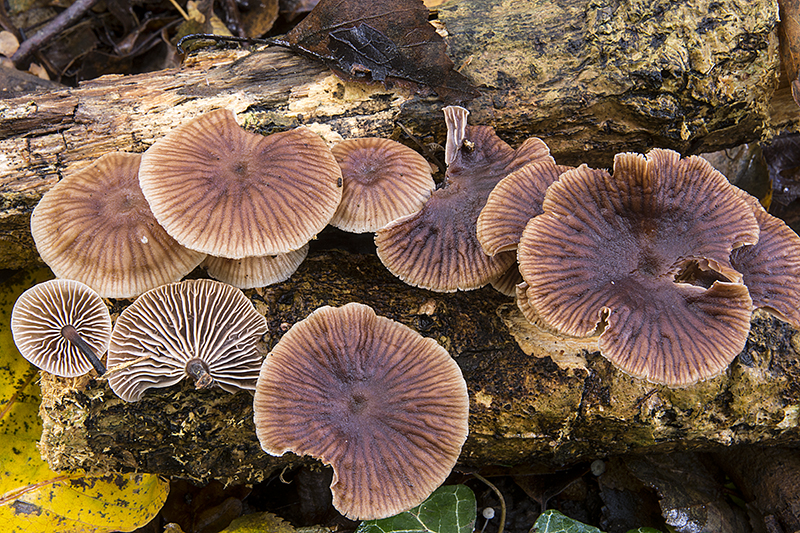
[[532, 511, 664, 533], [531, 510, 604, 533], [355, 485, 476, 533]]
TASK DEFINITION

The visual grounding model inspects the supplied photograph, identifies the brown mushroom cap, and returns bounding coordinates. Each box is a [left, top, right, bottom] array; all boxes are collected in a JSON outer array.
[[138, 109, 343, 259], [107, 279, 267, 402], [253, 302, 469, 520], [330, 138, 435, 233], [11, 279, 111, 377], [31, 152, 206, 299], [203, 244, 309, 289], [731, 194, 800, 328], [477, 161, 572, 256], [491, 263, 524, 297], [518, 149, 760, 386], [375, 106, 554, 292]]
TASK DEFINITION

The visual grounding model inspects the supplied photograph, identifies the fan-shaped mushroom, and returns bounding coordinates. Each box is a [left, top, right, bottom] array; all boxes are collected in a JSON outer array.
[[107, 279, 268, 402], [731, 193, 800, 328], [11, 279, 111, 376], [518, 148, 760, 386], [138, 109, 343, 259], [375, 106, 554, 292], [330, 138, 434, 233], [253, 302, 469, 520], [31, 152, 206, 299], [477, 160, 572, 256]]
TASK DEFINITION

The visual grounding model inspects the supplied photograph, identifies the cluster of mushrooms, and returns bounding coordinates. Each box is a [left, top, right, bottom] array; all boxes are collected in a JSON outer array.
[[10, 103, 800, 520]]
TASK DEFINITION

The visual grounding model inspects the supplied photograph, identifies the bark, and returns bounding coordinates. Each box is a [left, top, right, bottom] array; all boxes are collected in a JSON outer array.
[[0, 0, 791, 269], [38, 250, 800, 486], [714, 447, 800, 532]]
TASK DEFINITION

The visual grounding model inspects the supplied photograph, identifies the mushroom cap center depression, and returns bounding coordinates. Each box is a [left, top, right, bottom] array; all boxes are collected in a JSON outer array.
[[332, 374, 388, 432]]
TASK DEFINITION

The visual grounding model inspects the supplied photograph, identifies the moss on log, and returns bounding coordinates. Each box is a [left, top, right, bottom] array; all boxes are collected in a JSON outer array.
[[37, 250, 800, 486]]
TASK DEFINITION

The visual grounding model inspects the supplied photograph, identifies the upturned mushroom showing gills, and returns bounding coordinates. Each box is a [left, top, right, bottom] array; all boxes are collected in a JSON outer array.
[[11, 279, 111, 377], [30, 152, 206, 299], [253, 302, 469, 520], [138, 108, 343, 259], [107, 279, 268, 402], [375, 106, 554, 292], [518, 148, 760, 387], [329, 137, 435, 233]]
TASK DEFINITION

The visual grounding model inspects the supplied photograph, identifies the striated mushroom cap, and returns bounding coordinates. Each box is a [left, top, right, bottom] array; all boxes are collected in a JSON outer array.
[[11, 279, 111, 377], [107, 279, 267, 402], [330, 138, 435, 233], [477, 160, 572, 256], [31, 152, 206, 299], [203, 244, 309, 289], [376, 106, 554, 292], [518, 148, 760, 386], [138, 109, 343, 259], [253, 302, 469, 520], [731, 192, 800, 328]]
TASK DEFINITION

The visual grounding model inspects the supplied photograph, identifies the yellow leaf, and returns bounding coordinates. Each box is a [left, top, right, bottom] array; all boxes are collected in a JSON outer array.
[[0, 268, 169, 532]]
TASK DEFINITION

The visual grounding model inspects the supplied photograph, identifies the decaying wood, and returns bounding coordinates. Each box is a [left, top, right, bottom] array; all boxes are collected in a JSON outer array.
[[0, 0, 792, 269], [38, 250, 800, 486]]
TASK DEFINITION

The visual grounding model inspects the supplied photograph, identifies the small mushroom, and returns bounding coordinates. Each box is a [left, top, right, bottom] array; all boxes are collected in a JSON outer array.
[[730, 193, 800, 328], [107, 279, 268, 402], [330, 138, 435, 233], [518, 149, 760, 386], [253, 302, 469, 520], [477, 160, 572, 256], [203, 244, 309, 289], [375, 106, 554, 292], [138, 109, 343, 259], [11, 279, 111, 376], [30, 152, 206, 299], [491, 263, 524, 297]]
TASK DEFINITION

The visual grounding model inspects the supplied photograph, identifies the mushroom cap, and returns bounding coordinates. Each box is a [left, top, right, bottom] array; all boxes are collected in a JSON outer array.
[[30, 152, 206, 299], [253, 302, 469, 520], [731, 193, 800, 328], [518, 148, 760, 386], [375, 106, 554, 292], [477, 160, 572, 256], [138, 109, 343, 259], [330, 138, 435, 233], [107, 279, 268, 402], [491, 263, 524, 297], [203, 244, 309, 289], [11, 279, 111, 377]]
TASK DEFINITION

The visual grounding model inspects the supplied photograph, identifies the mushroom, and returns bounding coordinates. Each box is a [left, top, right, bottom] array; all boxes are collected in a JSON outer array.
[[329, 138, 435, 233], [253, 302, 469, 520], [106, 279, 268, 402], [730, 193, 800, 328], [202, 244, 310, 289], [30, 152, 206, 299], [11, 279, 111, 376], [375, 106, 555, 292], [491, 263, 524, 297], [477, 160, 572, 256], [138, 109, 343, 259], [517, 148, 760, 386]]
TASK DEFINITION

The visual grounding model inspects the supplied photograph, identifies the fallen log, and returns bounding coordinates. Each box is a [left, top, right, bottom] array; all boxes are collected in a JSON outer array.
[[37, 249, 800, 486], [0, 0, 792, 269]]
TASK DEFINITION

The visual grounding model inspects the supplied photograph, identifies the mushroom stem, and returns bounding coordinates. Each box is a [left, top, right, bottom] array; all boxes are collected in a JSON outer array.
[[186, 358, 214, 389], [60, 325, 107, 375]]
